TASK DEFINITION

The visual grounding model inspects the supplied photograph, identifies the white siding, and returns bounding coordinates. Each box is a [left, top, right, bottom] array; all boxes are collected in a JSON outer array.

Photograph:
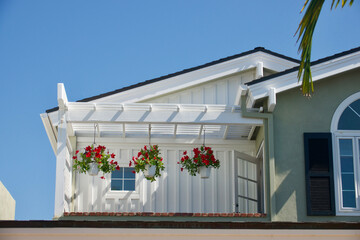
[[143, 70, 255, 105], [74, 141, 255, 213]]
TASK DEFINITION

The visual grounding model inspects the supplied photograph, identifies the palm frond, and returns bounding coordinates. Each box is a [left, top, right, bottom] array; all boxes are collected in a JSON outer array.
[[296, 0, 354, 96]]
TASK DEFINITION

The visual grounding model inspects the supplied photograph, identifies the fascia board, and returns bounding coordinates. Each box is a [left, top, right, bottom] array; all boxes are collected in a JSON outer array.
[[40, 113, 57, 155], [248, 51, 360, 101], [94, 53, 298, 104]]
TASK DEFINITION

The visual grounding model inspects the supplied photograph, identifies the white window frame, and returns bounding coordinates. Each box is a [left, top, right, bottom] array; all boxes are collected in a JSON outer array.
[[331, 92, 360, 216], [105, 149, 140, 200]]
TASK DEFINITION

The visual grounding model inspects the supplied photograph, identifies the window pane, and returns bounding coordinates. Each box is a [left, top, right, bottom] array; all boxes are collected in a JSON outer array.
[[340, 156, 354, 172], [338, 99, 360, 130], [343, 191, 356, 208], [112, 169, 123, 178], [124, 167, 135, 178], [111, 180, 123, 191], [341, 173, 355, 190], [124, 180, 135, 191], [339, 139, 356, 208], [339, 139, 353, 156]]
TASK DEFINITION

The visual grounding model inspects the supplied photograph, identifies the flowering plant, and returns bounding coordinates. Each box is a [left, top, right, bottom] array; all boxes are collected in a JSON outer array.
[[129, 145, 165, 182], [178, 146, 220, 176], [73, 145, 120, 178]]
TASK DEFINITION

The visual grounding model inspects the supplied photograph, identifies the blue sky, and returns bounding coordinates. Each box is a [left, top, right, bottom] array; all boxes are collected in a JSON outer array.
[[0, 0, 359, 220]]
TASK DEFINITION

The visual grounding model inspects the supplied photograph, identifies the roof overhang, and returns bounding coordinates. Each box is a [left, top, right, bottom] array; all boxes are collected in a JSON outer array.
[[91, 51, 298, 104], [246, 48, 360, 107]]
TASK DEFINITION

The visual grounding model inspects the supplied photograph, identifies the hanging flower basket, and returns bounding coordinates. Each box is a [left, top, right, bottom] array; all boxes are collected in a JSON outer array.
[[178, 146, 220, 178], [199, 165, 211, 178], [73, 145, 120, 178], [144, 165, 156, 178], [130, 145, 165, 182]]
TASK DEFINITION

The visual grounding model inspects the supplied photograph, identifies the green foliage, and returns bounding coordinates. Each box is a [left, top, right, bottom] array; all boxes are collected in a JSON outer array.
[[296, 0, 354, 96], [73, 145, 119, 177], [178, 146, 220, 176], [130, 145, 165, 182]]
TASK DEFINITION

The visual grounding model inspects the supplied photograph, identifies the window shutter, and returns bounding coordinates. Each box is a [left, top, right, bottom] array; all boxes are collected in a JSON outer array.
[[304, 133, 335, 216]]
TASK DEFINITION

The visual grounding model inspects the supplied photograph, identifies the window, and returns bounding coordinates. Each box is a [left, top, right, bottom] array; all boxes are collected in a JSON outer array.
[[111, 167, 136, 191], [331, 93, 360, 215]]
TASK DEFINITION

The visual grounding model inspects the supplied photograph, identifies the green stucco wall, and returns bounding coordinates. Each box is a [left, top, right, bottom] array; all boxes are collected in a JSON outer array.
[[272, 68, 360, 222]]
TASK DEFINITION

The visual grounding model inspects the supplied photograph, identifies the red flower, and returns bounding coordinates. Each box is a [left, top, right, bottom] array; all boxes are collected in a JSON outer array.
[[72, 156, 77, 159], [181, 168, 184, 172], [95, 153, 102, 159], [116, 165, 120, 171], [138, 152, 142, 157], [111, 153, 116, 158], [85, 146, 92, 152], [114, 161, 118, 165], [132, 170, 136, 174], [75, 150, 79, 154], [144, 145, 147, 150], [183, 151, 187, 155], [129, 161, 132, 167], [86, 152, 91, 158], [100, 176, 105, 179]]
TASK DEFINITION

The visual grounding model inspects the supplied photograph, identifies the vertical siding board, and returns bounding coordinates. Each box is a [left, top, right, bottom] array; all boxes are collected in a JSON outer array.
[[216, 82, 226, 104], [167, 150, 176, 212], [162, 149, 168, 212]]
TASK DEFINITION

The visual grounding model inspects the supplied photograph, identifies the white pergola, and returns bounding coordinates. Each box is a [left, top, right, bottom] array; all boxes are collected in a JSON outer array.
[[42, 84, 263, 153]]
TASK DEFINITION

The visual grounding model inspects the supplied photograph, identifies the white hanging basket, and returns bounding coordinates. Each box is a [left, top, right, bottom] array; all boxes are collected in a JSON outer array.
[[144, 165, 156, 178], [199, 166, 211, 178], [89, 162, 99, 176]]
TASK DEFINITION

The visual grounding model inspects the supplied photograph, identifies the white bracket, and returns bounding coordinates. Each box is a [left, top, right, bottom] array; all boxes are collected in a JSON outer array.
[[267, 87, 276, 112], [256, 62, 264, 79]]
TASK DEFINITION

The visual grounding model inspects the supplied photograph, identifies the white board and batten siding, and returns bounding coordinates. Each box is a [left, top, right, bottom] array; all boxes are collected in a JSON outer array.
[[143, 71, 255, 105], [74, 142, 255, 213]]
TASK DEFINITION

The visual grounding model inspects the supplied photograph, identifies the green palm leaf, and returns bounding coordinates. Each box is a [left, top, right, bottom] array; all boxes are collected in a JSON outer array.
[[296, 0, 354, 96]]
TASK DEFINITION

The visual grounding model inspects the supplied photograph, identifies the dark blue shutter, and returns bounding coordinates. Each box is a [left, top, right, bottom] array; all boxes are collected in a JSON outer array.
[[304, 133, 335, 216]]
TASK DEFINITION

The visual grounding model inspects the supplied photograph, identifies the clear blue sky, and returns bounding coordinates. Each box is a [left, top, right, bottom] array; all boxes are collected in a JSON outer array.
[[0, 0, 359, 220]]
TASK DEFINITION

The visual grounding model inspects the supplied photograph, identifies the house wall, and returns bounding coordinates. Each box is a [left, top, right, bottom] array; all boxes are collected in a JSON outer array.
[[0, 181, 15, 220], [74, 141, 256, 214], [272, 68, 360, 222], [143, 70, 255, 105]]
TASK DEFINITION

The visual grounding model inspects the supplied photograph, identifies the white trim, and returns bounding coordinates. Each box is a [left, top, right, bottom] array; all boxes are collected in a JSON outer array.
[[93, 52, 298, 104], [331, 91, 360, 216], [331, 92, 360, 132], [248, 50, 360, 104]]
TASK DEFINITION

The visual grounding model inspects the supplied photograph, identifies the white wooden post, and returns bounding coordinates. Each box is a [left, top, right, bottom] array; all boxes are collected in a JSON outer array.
[[54, 83, 68, 218]]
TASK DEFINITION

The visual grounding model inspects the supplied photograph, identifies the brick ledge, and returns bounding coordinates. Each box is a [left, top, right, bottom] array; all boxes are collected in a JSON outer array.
[[63, 212, 266, 217]]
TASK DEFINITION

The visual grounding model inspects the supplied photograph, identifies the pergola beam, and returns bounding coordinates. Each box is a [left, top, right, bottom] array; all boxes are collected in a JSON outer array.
[[50, 103, 262, 126]]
